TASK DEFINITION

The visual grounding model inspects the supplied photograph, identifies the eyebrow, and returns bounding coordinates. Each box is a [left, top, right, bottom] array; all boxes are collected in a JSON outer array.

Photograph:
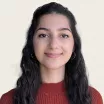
[[35, 27, 72, 32]]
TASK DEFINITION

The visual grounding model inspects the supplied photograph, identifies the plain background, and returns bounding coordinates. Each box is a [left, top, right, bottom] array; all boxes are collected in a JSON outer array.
[[0, 0, 104, 101]]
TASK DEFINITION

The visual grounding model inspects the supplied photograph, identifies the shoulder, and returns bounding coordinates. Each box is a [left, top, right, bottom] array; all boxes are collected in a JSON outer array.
[[89, 86, 103, 104], [0, 89, 15, 104]]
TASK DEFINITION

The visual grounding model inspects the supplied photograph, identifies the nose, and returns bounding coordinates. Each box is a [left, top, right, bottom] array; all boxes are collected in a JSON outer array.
[[48, 36, 59, 49]]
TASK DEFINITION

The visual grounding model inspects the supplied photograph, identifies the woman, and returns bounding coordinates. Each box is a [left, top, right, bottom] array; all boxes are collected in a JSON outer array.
[[0, 2, 103, 104]]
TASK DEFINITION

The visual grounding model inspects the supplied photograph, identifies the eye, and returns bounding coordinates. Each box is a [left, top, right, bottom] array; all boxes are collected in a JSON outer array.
[[61, 34, 69, 38], [38, 34, 48, 38]]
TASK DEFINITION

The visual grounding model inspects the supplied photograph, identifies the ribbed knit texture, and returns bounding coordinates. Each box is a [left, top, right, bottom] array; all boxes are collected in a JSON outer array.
[[0, 80, 103, 104], [36, 80, 69, 104]]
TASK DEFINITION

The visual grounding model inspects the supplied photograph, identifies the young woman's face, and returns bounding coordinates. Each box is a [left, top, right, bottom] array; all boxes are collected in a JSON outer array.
[[33, 13, 74, 70]]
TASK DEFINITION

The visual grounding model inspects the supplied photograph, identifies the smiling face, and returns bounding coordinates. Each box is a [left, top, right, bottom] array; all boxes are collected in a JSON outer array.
[[33, 13, 74, 70]]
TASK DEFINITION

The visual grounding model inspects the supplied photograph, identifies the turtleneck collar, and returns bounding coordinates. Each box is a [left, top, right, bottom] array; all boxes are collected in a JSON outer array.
[[38, 80, 65, 93]]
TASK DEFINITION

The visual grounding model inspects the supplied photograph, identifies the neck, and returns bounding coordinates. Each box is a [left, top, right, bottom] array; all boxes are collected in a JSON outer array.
[[40, 65, 65, 83]]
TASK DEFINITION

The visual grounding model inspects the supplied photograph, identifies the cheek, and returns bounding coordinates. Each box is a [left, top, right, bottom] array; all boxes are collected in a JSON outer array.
[[33, 41, 41, 54], [33, 39, 47, 56], [64, 39, 74, 51], [63, 40, 74, 61]]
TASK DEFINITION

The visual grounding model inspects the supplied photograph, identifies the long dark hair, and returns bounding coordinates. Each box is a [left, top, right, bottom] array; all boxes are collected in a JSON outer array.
[[14, 2, 91, 104]]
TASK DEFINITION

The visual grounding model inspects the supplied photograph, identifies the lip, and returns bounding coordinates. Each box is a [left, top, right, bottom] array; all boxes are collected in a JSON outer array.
[[45, 53, 62, 58]]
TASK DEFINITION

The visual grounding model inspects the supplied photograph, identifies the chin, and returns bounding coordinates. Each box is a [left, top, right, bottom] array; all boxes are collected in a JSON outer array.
[[42, 63, 65, 70]]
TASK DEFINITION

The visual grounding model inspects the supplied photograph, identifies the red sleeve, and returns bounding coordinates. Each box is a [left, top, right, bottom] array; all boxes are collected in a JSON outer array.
[[0, 89, 15, 104], [89, 86, 103, 104]]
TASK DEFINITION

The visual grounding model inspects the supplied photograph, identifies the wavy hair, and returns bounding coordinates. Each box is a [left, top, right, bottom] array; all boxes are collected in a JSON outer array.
[[13, 2, 91, 104]]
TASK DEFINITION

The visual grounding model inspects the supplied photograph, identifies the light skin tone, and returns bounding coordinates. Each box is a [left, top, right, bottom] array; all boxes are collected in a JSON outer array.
[[33, 13, 74, 83]]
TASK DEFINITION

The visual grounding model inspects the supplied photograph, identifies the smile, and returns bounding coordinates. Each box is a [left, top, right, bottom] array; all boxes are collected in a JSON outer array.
[[45, 53, 62, 58]]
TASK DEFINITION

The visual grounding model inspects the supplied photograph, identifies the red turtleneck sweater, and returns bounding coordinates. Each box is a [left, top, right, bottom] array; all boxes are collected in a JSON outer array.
[[0, 80, 103, 104]]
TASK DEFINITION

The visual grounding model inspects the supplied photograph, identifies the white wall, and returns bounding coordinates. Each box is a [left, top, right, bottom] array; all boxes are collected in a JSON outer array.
[[0, 0, 104, 101]]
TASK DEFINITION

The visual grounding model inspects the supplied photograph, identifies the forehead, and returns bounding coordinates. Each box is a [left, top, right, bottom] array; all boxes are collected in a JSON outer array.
[[37, 13, 71, 30]]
